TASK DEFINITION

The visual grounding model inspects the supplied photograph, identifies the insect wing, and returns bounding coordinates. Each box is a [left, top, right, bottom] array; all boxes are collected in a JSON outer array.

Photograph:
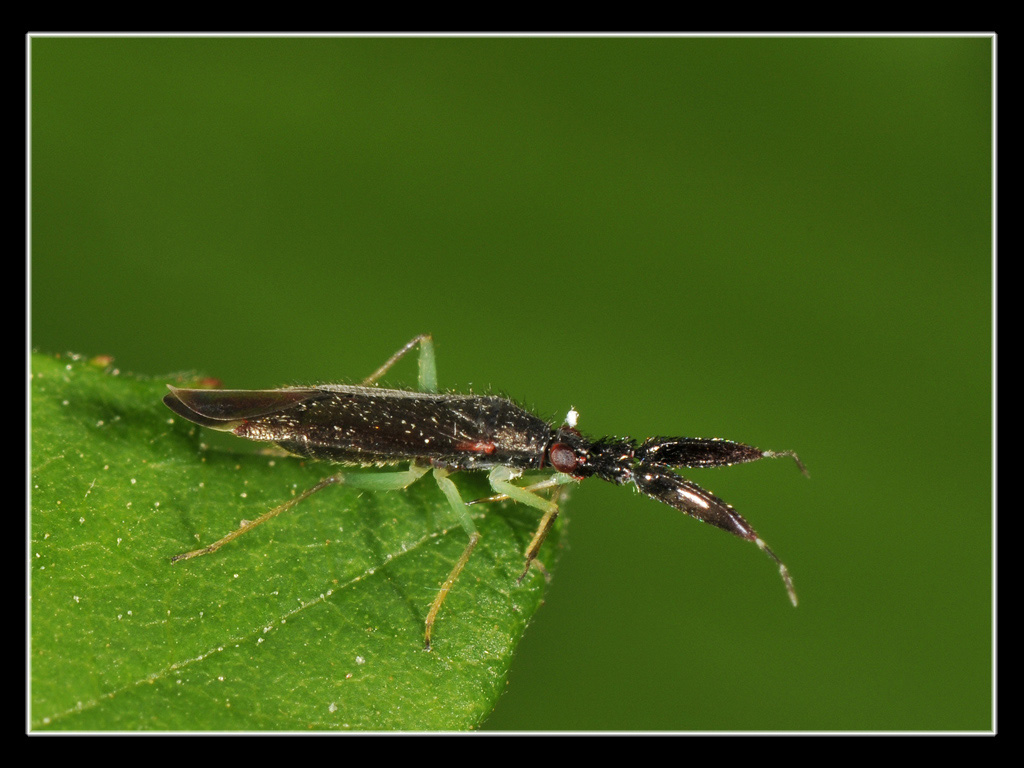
[[164, 385, 320, 431]]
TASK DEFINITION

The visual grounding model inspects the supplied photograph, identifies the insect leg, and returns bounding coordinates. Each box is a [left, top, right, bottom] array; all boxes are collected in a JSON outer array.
[[171, 464, 431, 563], [424, 467, 480, 651], [361, 334, 437, 393], [332, 463, 431, 492], [486, 467, 576, 583], [466, 472, 578, 507], [171, 473, 344, 563]]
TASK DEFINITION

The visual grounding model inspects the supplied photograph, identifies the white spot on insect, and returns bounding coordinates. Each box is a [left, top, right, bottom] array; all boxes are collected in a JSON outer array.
[[565, 407, 579, 428]]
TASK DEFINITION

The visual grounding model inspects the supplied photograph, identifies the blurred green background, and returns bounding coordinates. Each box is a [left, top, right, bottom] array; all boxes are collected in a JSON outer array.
[[30, 36, 992, 731]]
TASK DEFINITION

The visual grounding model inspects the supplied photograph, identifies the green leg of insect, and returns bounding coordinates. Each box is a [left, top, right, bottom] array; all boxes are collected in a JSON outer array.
[[484, 468, 579, 582], [423, 465, 574, 650], [424, 467, 479, 651], [362, 333, 437, 392], [170, 464, 433, 563]]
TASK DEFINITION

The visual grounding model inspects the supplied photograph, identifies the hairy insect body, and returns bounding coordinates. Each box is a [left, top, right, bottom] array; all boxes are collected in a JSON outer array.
[[168, 386, 555, 471]]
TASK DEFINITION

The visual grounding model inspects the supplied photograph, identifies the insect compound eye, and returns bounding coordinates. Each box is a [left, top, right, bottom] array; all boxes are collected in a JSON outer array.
[[548, 442, 579, 474]]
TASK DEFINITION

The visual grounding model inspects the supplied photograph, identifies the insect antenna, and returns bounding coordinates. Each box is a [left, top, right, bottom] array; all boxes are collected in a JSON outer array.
[[636, 437, 808, 477], [631, 463, 799, 606]]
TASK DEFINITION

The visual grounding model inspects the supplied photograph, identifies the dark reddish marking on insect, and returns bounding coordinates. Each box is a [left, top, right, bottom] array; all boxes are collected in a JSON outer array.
[[455, 440, 497, 454]]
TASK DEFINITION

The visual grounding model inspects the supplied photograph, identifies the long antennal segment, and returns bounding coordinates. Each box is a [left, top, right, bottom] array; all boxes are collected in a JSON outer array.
[[762, 449, 810, 478], [756, 538, 798, 607]]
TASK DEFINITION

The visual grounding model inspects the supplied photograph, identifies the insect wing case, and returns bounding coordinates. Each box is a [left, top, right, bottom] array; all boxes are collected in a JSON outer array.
[[165, 385, 555, 470], [164, 385, 312, 429]]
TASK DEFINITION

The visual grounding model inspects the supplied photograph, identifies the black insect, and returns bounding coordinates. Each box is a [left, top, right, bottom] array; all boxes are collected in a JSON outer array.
[[165, 335, 807, 650]]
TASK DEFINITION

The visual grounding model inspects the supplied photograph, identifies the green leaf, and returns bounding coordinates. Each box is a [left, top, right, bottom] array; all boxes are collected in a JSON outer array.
[[30, 351, 564, 730]]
